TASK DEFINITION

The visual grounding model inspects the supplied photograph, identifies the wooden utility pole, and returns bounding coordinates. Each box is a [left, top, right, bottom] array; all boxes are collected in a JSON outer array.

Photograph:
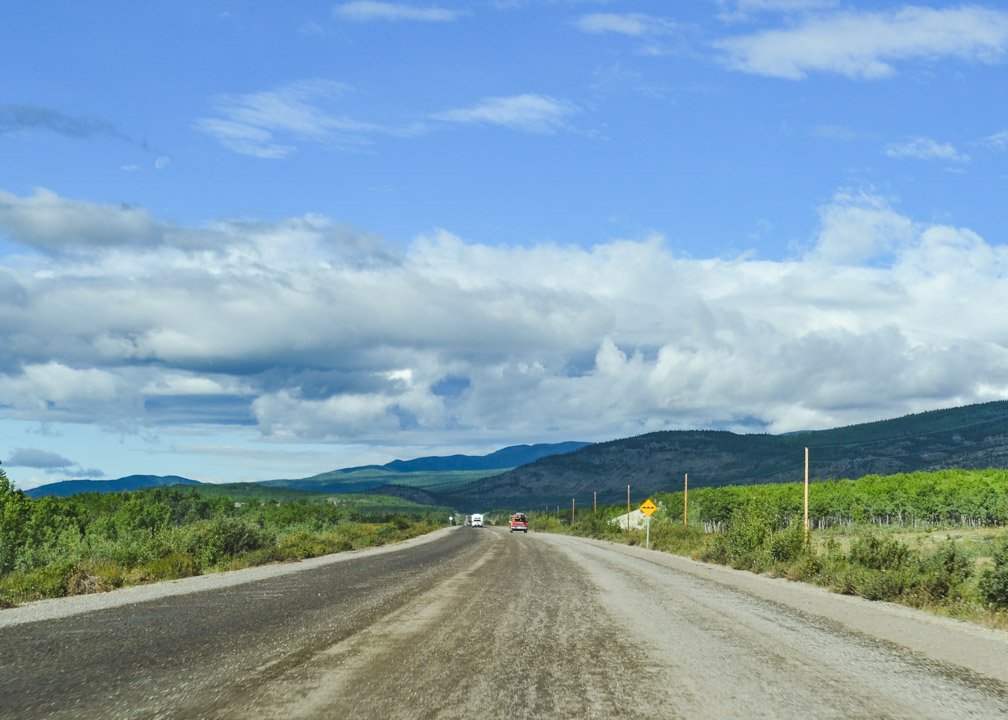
[[804, 447, 809, 543], [627, 485, 631, 532], [594, 491, 597, 512], [684, 473, 688, 527]]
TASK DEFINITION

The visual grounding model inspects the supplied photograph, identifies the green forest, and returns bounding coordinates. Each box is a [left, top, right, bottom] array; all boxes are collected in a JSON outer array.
[[0, 464, 447, 607], [659, 469, 1008, 531]]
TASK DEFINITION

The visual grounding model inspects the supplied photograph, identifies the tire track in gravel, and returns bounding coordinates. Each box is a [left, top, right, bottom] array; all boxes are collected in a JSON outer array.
[[222, 528, 663, 720]]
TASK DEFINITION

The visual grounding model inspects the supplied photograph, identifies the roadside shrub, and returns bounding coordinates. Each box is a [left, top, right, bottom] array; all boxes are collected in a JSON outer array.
[[572, 510, 623, 539], [979, 536, 1008, 609], [0, 562, 75, 602], [769, 524, 806, 564], [66, 566, 115, 596], [389, 515, 410, 531], [828, 534, 914, 602], [849, 534, 910, 571], [843, 566, 914, 602], [784, 552, 822, 583], [913, 540, 973, 604], [697, 532, 729, 564], [725, 500, 781, 570], [278, 530, 328, 560], [650, 523, 705, 554], [141, 552, 200, 582], [197, 517, 274, 567]]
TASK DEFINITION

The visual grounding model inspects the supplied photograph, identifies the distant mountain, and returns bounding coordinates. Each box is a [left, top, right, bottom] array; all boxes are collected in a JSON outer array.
[[23, 442, 593, 499], [26, 475, 202, 498], [262, 442, 590, 494], [444, 401, 1008, 509], [379, 442, 591, 472]]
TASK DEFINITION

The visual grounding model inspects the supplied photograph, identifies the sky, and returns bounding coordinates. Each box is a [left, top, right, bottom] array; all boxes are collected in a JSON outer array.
[[2, 1, 1007, 490]]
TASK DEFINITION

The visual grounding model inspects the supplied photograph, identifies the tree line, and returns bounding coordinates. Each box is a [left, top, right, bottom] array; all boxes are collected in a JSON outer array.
[[0, 465, 442, 606]]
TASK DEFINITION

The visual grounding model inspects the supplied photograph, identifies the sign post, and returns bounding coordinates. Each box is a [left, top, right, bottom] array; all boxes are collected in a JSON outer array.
[[640, 498, 657, 549]]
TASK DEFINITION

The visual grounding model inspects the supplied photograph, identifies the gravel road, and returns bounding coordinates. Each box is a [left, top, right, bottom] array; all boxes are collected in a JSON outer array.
[[2, 526, 1006, 719]]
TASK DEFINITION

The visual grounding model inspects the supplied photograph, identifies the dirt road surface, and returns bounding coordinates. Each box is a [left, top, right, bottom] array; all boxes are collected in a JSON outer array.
[[2, 526, 1006, 719]]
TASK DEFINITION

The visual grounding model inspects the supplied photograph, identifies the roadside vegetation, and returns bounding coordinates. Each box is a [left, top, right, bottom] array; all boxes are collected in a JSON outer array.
[[528, 469, 1008, 629], [0, 465, 448, 607]]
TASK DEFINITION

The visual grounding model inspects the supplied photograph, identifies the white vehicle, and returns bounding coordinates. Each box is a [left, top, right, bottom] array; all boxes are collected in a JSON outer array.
[[471, 513, 484, 527]]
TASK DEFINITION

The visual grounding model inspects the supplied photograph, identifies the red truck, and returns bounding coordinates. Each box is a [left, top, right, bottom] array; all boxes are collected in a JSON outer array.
[[509, 512, 528, 533]]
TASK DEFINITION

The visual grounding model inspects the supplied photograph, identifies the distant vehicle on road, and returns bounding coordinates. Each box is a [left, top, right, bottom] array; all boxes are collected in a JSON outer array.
[[471, 513, 484, 527], [509, 513, 528, 533]]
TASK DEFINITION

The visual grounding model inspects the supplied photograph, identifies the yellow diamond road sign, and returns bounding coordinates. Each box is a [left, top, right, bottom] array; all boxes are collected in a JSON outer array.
[[640, 499, 657, 516]]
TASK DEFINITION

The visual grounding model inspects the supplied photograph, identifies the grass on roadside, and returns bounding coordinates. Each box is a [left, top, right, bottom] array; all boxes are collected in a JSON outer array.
[[529, 509, 1008, 631]]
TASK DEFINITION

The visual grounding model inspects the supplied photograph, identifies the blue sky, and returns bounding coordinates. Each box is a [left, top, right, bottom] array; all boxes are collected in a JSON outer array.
[[2, 1, 1008, 489]]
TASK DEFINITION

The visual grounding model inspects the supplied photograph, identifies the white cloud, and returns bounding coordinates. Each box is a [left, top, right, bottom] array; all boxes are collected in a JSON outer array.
[[432, 94, 579, 133], [333, 2, 463, 23], [3, 187, 1008, 447], [983, 130, 1008, 151], [811, 190, 915, 264], [194, 79, 373, 157], [716, 6, 1008, 79], [716, 0, 838, 22], [885, 137, 969, 163], [0, 363, 132, 424], [6, 448, 74, 469], [0, 187, 162, 252], [575, 13, 677, 37]]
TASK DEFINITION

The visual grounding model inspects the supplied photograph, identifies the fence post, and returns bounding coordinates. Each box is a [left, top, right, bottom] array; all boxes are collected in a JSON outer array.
[[804, 447, 809, 544]]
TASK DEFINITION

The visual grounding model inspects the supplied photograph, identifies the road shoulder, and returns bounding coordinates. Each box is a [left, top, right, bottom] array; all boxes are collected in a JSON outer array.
[[541, 533, 1008, 685]]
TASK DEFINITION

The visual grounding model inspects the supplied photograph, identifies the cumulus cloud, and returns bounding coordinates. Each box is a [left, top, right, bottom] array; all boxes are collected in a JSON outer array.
[[5, 448, 75, 469], [811, 190, 915, 264], [1, 187, 1008, 450], [0, 188, 162, 253], [716, 6, 1008, 79]]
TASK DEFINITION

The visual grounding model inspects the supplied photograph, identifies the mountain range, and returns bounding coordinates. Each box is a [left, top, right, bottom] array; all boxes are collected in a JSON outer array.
[[444, 400, 1008, 509], [22, 443, 589, 498], [21, 401, 1008, 509], [24, 475, 201, 499]]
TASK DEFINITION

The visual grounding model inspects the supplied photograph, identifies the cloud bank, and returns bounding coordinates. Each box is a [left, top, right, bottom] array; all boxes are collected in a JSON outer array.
[[1, 187, 1007, 457]]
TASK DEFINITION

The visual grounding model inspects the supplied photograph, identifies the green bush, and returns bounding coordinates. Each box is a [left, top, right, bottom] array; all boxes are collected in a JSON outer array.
[[141, 553, 200, 582], [913, 540, 973, 604], [979, 537, 1008, 609], [842, 566, 914, 601], [849, 535, 910, 571], [769, 524, 807, 565], [197, 517, 275, 567], [649, 523, 705, 554], [725, 500, 780, 570], [0, 562, 75, 603]]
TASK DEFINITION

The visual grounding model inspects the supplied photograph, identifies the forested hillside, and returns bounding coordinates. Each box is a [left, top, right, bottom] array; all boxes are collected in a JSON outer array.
[[447, 401, 1008, 509]]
